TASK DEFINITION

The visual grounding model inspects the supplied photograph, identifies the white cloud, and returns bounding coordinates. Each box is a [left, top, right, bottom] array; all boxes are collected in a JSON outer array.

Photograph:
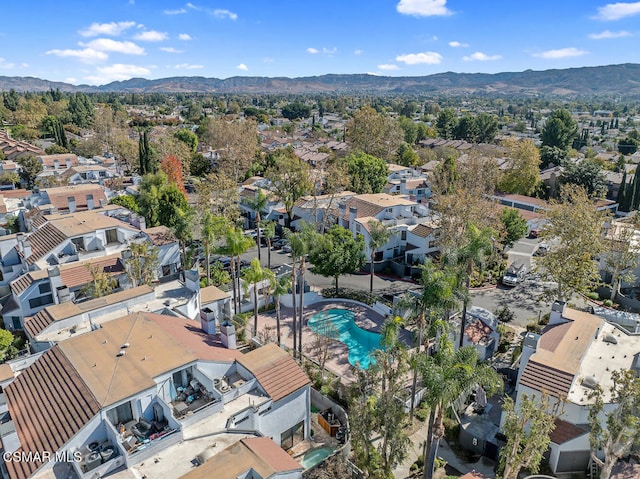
[[164, 8, 187, 14], [354, 49, 363, 55], [174, 63, 204, 69], [79, 21, 136, 37], [237, 63, 248, 71], [449, 40, 469, 48], [378, 64, 400, 70], [160, 47, 183, 53], [178, 33, 192, 41], [134, 30, 168, 42], [462, 51, 502, 61], [213, 9, 238, 20], [397, 0, 451, 16], [395, 51, 442, 65], [588, 29, 632, 39], [64, 77, 78, 84], [307, 47, 319, 54], [85, 63, 151, 84], [594, 2, 640, 20], [81, 39, 145, 55], [45, 48, 108, 64], [186, 2, 199, 10], [0, 58, 15, 69], [533, 47, 588, 59], [323, 47, 337, 54]]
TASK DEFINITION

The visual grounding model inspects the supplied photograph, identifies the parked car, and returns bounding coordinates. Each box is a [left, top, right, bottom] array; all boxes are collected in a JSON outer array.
[[272, 238, 287, 250], [534, 242, 550, 256], [528, 229, 540, 239], [281, 242, 292, 253], [502, 262, 527, 286]]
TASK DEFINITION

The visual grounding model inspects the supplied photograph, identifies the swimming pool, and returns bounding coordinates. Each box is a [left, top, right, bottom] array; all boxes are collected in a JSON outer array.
[[308, 308, 382, 369], [300, 446, 334, 469]]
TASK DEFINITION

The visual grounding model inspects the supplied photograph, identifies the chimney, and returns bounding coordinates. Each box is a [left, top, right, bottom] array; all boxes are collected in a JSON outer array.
[[66, 158, 71, 168], [549, 301, 567, 325], [53, 159, 59, 170], [220, 320, 236, 350], [22, 239, 32, 259], [349, 206, 357, 224], [200, 308, 217, 334], [400, 178, 407, 192], [86, 194, 94, 210], [138, 215, 146, 230], [48, 266, 63, 304], [56, 285, 71, 303], [67, 196, 76, 213], [99, 198, 106, 208]]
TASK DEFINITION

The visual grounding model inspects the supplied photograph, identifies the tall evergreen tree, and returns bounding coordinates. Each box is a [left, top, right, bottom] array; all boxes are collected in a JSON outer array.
[[617, 171, 628, 211]]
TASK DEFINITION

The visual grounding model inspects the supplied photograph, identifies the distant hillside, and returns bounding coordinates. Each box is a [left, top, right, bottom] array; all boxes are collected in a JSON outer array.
[[2, 64, 640, 96]]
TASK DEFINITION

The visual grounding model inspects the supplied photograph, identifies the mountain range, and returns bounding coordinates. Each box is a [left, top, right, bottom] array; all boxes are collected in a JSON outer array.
[[1, 63, 639, 96]]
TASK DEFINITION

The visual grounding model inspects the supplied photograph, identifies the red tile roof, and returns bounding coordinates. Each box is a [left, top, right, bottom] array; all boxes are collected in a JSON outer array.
[[24, 223, 68, 265], [239, 343, 310, 402], [242, 437, 303, 472], [4, 346, 100, 479]]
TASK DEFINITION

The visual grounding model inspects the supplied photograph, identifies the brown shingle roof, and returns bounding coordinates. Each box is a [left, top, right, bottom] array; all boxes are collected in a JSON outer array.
[[200, 285, 230, 304], [25, 222, 68, 265], [44, 184, 107, 211], [239, 343, 310, 402], [549, 418, 589, 445], [520, 360, 574, 398], [5, 346, 100, 479], [410, 223, 435, 238], [145, 225, 176, 246]]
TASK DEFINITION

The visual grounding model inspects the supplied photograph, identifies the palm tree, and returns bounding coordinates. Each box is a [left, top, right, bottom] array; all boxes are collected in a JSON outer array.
[[220, 227, 254, 315], [288, 229, 309, 360], [272, 274, 291, 347], [262, 220, 276, 269], [367, 219, 393, 293], [172, 206, 195, 274], [200, 211, 220, 286], [247, 190, 268, 262], [446, 223, 494, 348], [242, 258, 265, 338], [397, 260, 458, 420], [419, 339, 502, 479]]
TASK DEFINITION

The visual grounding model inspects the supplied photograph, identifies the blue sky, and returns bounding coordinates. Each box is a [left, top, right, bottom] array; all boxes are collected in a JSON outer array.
[[1, 0, 639, 85]]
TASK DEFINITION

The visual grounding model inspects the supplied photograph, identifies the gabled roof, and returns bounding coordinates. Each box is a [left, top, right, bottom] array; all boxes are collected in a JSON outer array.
[[180, 437, 302, 479], [239, 343, 310, 402], [409, 223, 436, 238], [519, 360, 575, 398], [145, 225, 177, 246], [343, 193, 416, 221], [24, 222, 68, 265], [5, 346, 100, 479], [549, 418, 589, 445]]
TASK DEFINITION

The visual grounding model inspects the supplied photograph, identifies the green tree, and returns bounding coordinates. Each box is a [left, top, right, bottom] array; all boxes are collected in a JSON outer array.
[[137, 173, 188, 228], [560, 159, 608, 199], [446, 223, 494, 348], [419, 340, 502, 479], [588, 369, 640, 479], [498, 138, 541, 195], [537, 184, 606, 301], [281, 102, 311, 121], [265, 150, 312, 227], [540, 145, 569, 169], [219, 227, 254, 315], [346, 106, 403, 159], [602, 213, 640, 301], [261, 220, 276, 269], [435, 109, 458, 140], [0, 171, 20, 187], [499, 393, 562, 479], [174, 128, 198, 153], [109, 194, 139, 213], [308, 225, 366, 291], [172, 206, 195, 272], [618, 137, 638, 155], [500, 208, 528, 247], [126, 242, 159, 287], [80, 264, 117, 299], [541, 109, 578, 151], [367, 219, 392, 292], [138, 130, 157, 175], [271, 274, 291, 347], [16, 155, 42, 189], [247, 190, 268, 263], [398, 116, 418, 144], [474, 112, 499, 143], [0, 329, 15, 361], [242, 258, 268, 338], [345, 151, 389, 194], [396, 142, 420, 166]]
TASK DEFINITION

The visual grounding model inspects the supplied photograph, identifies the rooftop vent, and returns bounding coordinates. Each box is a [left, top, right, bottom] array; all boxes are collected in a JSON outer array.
[[116, 350, 126, 357], [603, 333, 618, 345], [581, 375, 598, 390], [121, 343, 130, 349]]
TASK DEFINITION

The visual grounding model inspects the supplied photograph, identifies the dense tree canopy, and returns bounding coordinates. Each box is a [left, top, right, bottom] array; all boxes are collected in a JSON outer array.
[[308, 225, 366, 290], [345, 151, 389, 194], [541, 109, 578, 150], [346, 106, 403, 159]]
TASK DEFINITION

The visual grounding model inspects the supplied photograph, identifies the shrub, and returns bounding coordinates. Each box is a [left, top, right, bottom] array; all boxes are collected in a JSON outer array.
[[603, 299, 613, 307], [415, 406, 430, 422], [494, 305, 515, 323], [586, 291, 599, 300]]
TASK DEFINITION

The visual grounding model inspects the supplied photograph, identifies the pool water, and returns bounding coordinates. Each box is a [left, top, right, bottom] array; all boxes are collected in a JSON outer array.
[[308, 309, 382, 369], [300, 446, 334, 469]]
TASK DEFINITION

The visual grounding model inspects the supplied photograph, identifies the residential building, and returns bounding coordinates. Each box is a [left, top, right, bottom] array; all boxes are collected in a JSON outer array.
[[291, 191, 355, 230], [1, 313, 310, 479], [512, 301, 640, 474], [0, 131, 44, 162]]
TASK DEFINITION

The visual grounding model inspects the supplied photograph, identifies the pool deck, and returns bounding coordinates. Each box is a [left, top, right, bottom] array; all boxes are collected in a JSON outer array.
[[254, 299, 414, 382]]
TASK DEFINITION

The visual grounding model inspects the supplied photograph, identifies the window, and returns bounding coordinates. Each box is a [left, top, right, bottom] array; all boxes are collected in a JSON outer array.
[[386, 208, 393, 213], [401, 231, 407, 240], [280, 421, 304, 450], [107, 401, 133, 426], [356, 224, 361, 233], [428, 240, 437, 248], [417, 189, 424, 194], [11, 317, 20, 330], [71, 238, 85, 251], [29, 294, 53, 309], [105, 229, 118, 244], [39, 282, 52, 294]]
